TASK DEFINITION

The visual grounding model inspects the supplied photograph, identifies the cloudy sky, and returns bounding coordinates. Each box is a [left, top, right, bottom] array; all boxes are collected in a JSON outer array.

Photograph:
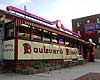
[[0, 0, 100, 30]]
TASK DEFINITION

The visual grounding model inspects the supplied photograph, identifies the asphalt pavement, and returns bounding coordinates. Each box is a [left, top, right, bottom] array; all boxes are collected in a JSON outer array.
[[0, 59, 100, 80]]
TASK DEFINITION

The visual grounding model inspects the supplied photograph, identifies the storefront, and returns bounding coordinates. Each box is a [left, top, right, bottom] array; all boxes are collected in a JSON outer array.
[[0, 6, 96, 73]]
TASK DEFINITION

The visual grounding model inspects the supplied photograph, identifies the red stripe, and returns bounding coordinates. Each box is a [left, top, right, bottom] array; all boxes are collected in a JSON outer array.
[[14, 19, 18, 60]]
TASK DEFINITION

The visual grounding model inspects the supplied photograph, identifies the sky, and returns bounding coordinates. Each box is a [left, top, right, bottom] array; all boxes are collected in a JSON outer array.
[[0, 0, 100, 30]]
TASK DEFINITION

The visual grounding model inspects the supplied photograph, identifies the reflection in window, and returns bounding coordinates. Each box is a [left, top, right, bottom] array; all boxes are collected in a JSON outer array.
[[18, 24, 30, 39], [76, 22, 80, 27], [77, 31, 80, 35], [7, 28, 14, 37], [32, 27, 42, 41], [52, 32, 58, 43], [5, 22, 14, 39], [65, 37, 70, 46], [43, 30, 51, 42], [98, 37, 100, 43], [98, 30, 100, 33], [59, 35, 64, 44], [97, 18, 100, 23]]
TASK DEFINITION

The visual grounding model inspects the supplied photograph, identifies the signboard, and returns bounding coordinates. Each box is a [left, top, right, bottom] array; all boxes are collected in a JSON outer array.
[[84, 20, 100, 35], [3, 40, 14, 59], [85, 24, 100, 31], [18, 40, 68, 60]]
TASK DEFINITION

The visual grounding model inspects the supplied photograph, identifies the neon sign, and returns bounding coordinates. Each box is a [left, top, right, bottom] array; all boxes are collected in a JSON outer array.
[[6, 6, 81, 37], [84, 20, 100, 35], [85, 24, 100, 31]]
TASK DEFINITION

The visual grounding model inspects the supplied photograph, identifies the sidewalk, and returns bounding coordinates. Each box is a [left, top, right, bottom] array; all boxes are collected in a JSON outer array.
[[0, 59, 100, 80]]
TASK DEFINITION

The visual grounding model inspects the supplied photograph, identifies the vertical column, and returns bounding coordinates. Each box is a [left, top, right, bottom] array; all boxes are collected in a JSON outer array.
[[14, 18, 18, 60], [0, 22, 4, 62]]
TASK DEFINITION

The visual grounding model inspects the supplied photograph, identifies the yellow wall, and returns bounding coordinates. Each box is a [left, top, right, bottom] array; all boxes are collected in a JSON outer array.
[[18, 40, 65, 60], [3, 39, 80, 60], [18, 40, 80, 60]]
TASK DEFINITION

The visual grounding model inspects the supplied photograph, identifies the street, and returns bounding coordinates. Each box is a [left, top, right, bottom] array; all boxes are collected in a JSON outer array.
[[0, 59, 100, 80]]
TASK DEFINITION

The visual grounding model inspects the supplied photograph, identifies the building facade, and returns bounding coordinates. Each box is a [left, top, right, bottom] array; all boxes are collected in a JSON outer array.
[[0, 6, 96, 73], [72, 14, 100, 48]]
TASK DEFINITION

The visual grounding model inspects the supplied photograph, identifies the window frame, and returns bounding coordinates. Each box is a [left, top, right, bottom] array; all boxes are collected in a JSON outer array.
[[76, 22, 80, 27], [18, 25, 31, 40], [43, 30, 51, 43], [4, 22, 14, 40]]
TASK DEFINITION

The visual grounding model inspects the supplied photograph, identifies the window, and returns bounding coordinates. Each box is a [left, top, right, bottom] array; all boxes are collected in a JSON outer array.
[[58, 35, 64, 44], [7, 28, 14, 37], [98, 30, 100, 33], [76, 22, 80, 27], [32, 27, 42, 41], [18, 24, 30, 39], [5, 22, 14, 39], [52, 32, 58, 43], [77, 31, 80, 35], [43, 30, 51, 42], [65, 37, 70, 46], [70, 39, 74, 47], [98, 37, 100, 43], [97, 18, 100, 23], [87, 20, 90, 23]]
